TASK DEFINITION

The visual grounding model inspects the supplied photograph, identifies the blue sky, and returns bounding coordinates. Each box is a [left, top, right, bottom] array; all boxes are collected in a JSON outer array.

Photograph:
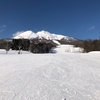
[[0, 0, 100, 39]]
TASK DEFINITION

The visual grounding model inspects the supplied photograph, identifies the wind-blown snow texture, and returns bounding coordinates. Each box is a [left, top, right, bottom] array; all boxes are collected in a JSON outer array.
[[0, 50, 100, 100]]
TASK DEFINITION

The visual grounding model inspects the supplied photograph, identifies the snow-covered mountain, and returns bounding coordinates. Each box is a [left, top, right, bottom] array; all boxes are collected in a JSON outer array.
[[13, 30, 76, 41]]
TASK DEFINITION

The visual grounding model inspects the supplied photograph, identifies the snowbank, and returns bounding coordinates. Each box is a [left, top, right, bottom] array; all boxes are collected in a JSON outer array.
[[89, 51, 100, 53], [52, 45, 84, 53]]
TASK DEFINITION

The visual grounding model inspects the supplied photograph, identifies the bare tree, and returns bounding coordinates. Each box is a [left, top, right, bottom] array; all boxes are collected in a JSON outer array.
[[5, 41, 9, 54]]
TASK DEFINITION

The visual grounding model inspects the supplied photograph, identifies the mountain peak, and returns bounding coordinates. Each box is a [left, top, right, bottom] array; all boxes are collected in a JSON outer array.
[[13, 30, 76, 41], [13, 30, 34, 39]]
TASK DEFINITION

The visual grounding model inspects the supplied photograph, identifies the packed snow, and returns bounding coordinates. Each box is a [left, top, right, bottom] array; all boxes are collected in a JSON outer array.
[[13, 30, 75, 40], [0, 48, 100, 100]]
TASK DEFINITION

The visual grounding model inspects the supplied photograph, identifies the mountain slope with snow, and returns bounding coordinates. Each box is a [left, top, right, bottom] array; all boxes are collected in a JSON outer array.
[[13, 31, 37, 39], [13, 30, 76, 41], [0, 50, 100, 100]]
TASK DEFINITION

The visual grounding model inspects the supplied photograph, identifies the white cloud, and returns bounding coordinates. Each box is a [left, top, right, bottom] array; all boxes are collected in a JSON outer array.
[[89, 26, 95, 30], [0, 25, 6, 33], [13, 31, 24, 37], [2, 25, 6, 28]]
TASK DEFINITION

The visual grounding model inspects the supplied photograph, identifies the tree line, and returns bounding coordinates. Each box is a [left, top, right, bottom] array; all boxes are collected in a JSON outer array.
[[73, 39, 100, 52], [0, 38, 100, 53], [0, 39, 57, 53]]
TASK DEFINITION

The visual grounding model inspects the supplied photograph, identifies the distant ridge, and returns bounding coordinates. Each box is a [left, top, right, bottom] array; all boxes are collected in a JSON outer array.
[[13, 30, 76, 41]]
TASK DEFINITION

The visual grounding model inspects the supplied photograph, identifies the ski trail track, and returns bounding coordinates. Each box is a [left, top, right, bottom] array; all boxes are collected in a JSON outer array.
[[0, 53, 100, 100]]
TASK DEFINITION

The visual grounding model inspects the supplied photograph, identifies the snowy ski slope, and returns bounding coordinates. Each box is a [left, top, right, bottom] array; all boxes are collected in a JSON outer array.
[[0, 49, 100, 100]]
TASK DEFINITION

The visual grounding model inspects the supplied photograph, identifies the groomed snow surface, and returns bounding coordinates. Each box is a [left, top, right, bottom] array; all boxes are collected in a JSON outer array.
[[0, 48, 100, 100]]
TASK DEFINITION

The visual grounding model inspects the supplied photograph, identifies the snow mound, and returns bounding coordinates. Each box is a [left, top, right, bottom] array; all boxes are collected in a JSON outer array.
[[89, 51, 100, 53], [52, 45, 83, 53]]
